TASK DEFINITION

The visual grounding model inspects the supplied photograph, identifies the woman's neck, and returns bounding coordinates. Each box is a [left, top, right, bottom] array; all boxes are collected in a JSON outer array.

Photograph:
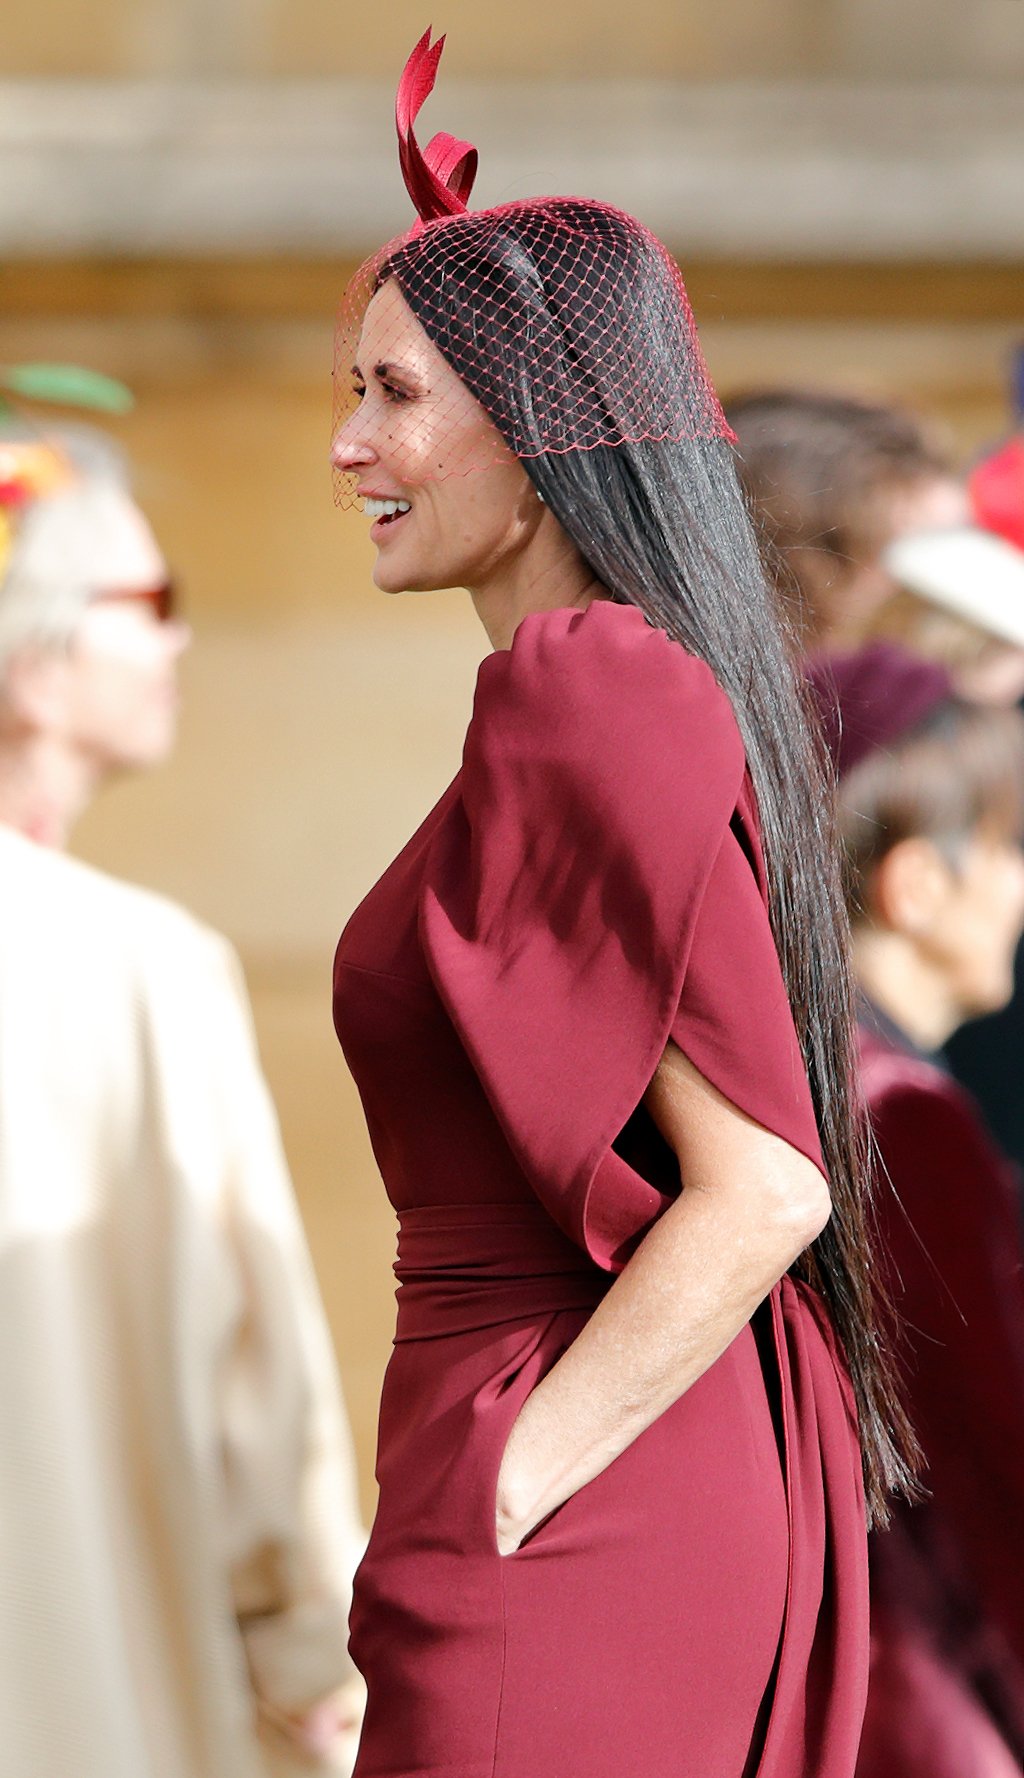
[[468, 524, 610, 652], [0, 736, 96, 850], [852, 926, 961, 1052]]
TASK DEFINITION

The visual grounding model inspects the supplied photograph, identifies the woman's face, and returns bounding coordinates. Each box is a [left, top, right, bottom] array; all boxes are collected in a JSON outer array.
[[66, 591, 188, 772], [62, 493, 189, 773], [331, 280, 542, 595]]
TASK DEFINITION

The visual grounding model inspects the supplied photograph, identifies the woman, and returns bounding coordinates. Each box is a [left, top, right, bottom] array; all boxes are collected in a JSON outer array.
[[330, 33, 912, 1778], [809, 644, 1024, 1778], [0, 420, 365, 1776]]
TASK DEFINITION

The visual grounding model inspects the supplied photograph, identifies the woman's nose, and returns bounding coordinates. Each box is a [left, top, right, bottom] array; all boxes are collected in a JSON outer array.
[[330, 416, 377, 472]]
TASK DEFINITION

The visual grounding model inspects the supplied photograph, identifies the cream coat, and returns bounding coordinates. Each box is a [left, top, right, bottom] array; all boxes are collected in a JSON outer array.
[[0, 827, 364, 1778]]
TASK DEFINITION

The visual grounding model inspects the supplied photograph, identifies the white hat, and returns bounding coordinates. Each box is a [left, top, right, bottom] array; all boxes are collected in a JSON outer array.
[[884, 524, 1024, 648]]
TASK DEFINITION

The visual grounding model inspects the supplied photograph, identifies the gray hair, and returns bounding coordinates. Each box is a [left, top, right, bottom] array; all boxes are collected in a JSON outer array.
[[0, 421, 134, 673]]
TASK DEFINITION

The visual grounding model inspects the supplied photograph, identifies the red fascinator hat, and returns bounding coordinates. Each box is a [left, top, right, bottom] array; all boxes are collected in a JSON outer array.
[[332, 30, 734, 506], [395, 29, 478, 226], [805, 643, 953, 781]]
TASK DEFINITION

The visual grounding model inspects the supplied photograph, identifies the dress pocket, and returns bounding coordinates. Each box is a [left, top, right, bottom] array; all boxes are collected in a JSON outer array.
[[482, 1307, 589, 1559]]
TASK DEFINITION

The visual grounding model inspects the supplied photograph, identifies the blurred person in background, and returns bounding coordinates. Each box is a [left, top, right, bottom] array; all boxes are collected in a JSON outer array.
[[810, 643, 1024, 1778], [943, 397, 1024, 1176], [0, 420, 365, 1778], [870, 521, 1024, 706], [729, 384, 1024, 1182], [727, 388, 969, 653]]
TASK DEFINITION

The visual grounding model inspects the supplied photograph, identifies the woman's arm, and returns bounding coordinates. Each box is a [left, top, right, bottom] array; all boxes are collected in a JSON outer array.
[[494, 1039, 831, 1553]]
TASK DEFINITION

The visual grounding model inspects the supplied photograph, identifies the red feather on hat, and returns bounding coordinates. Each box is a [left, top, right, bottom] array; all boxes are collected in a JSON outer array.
[[396, 28, 478, 227]]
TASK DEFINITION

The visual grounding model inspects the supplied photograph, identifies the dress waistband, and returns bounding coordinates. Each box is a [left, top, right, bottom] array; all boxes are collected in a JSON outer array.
[[393, 1202, 608, 1341]]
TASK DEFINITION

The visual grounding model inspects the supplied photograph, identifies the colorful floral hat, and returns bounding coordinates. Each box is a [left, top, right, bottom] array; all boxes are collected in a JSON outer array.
[[0, 363, 133, 583]]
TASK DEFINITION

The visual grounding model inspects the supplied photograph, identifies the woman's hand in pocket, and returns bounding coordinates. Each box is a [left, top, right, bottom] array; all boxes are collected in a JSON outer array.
[[490, 1408, 547, 1550], [495, 1503, 528, 1556]]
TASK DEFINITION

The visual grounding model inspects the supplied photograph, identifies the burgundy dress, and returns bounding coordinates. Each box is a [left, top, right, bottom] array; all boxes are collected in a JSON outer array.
[[334, 602, 868, 1778], [855, 1013, 1024, 1778]]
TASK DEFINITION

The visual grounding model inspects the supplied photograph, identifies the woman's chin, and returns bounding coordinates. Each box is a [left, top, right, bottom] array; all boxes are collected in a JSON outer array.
[[371, 555, 410, 594], [960, 973, 1015, 1023], [372, 556, 449, 596]]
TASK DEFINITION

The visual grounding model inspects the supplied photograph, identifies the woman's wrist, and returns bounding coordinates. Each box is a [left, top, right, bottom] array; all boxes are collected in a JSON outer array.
[[494, 1502, 528, 1555], [494, 1396, 586, 1553], [494, 1466, 543, 1553], [494, 1415, 553, 1553]]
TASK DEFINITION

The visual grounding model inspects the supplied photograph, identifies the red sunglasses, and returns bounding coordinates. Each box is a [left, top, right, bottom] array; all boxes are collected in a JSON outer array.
[[91, 579, 178, 623]]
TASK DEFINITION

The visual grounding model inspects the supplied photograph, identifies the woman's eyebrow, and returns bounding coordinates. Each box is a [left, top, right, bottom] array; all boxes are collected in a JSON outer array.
[[350, 358, 422, 389]]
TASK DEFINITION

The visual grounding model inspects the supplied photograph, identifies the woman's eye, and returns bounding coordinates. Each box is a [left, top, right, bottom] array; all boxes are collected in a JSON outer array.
[[350, 380, 409, 405]]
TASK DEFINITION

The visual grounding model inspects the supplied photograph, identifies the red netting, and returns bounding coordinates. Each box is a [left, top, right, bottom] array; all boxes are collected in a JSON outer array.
[[331, 31, 733, 509]]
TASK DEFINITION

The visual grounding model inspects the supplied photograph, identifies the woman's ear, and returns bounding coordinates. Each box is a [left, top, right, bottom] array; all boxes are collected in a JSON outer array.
[[1, 643, 74, 736], [869, 835, 954, 939]]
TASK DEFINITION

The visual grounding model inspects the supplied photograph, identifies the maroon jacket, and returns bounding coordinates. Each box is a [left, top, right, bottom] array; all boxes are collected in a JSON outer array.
[[858, 1011, 1024, 1747]]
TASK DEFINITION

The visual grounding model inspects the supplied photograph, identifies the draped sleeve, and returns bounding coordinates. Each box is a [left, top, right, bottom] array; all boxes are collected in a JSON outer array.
[[420, 600, 824, 1271]]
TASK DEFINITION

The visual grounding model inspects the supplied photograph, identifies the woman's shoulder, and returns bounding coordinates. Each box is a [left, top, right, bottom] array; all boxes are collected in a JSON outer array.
[[469, 600, 744, 783], [483, 598, 729, 704]]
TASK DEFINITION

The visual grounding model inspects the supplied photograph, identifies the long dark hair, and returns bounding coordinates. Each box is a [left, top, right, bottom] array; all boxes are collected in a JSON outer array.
[[390, 204, 918, 1524]]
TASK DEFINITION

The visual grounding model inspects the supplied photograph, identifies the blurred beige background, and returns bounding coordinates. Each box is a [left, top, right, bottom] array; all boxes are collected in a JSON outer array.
[[2, 0, 1023, 1512], [5, 0, 1024, 80]]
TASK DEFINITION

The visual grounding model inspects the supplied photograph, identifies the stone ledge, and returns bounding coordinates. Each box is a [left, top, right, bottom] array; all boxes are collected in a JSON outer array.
[[1, 78, 1023, 259]]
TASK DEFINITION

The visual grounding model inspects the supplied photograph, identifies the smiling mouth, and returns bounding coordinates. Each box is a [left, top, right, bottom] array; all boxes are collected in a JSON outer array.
[[364, 496, 411, 531]]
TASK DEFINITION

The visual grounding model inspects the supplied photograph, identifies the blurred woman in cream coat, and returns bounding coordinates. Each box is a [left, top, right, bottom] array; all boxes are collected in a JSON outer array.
[[0, 424, 365, 1778]]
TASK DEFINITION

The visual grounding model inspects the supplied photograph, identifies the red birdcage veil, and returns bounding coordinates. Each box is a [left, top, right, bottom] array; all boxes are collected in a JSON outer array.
[[331, 29, 734, 508]]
